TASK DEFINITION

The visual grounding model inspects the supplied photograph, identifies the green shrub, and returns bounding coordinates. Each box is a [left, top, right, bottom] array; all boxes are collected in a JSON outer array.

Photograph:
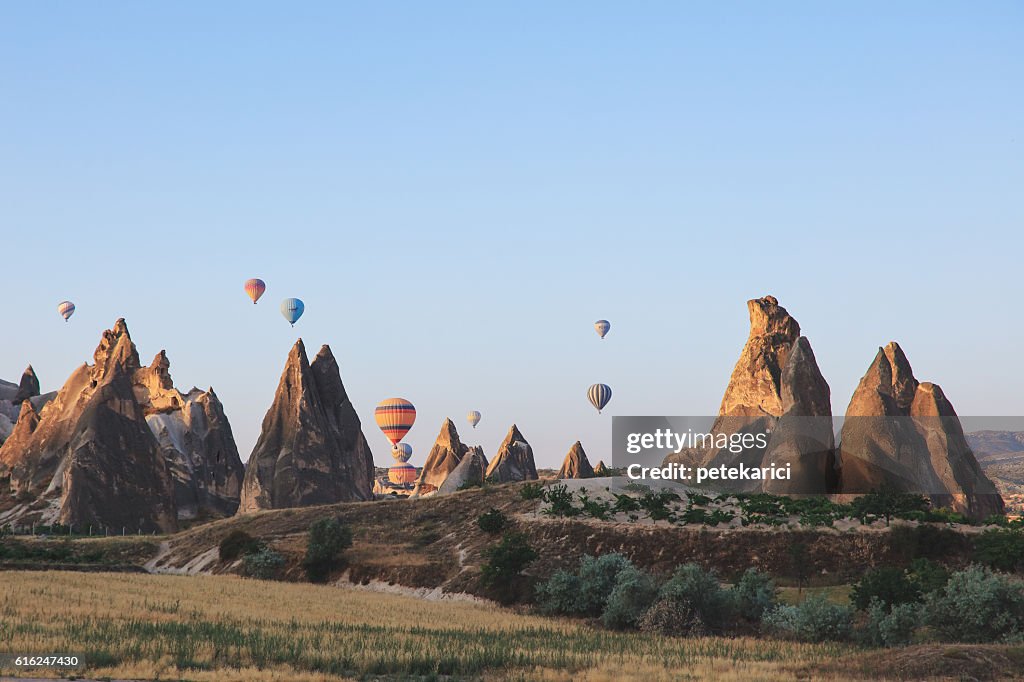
[[850, 567, 921, 612], [577, 490, 613, 520], [638, 597, 706, 637], [658, 563, 735, 631], [907, 558, 950, 595], [542, 484, 581, 517], [520, 483, 545, 500], [535, 553, 634, 617], [477, 508, 508, 534], [975, 528, 1024, 572], [761, 595, 853, 642], [850, 487, 930, 526], [219, 530, 261, 562], [861, 599, 922, 647], [243, 547, 286, 580], [302, 517, 353, 583], [731, 568, 777, 621], [601, 566, 658, 630], [480, 531, 538, 604], [535, 570, 582, 615], [638, 491, 679, 521], [612, 493, 641, 513], [924, 565, 1024, 642]]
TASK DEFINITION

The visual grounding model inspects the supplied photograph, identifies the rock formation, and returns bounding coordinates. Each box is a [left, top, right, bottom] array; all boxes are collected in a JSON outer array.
[[557, 441, 595, 479], [416, 418, 469, 493], [593, 460, 611, 477], [485, 425, 538, 483], [0, 320, 177, 532], [239, 340, 374, 512], [13, 366, 39, 404], [436, 446, 488, 494], [0, 367, 53, 447], [837, 342, 1003, 519], [663, 296, 835, 493]]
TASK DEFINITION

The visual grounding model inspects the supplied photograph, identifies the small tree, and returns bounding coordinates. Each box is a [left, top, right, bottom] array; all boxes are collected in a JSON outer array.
[[480, 531, 538, 604], [974, 528, 1024, 572], [851, 487, 929, 526], [477, 508, 508, 534], [303, 517, 353, 583], [850, 567, 921, 612], [788, 539, 811, 594], [243, 547, 286, 580]]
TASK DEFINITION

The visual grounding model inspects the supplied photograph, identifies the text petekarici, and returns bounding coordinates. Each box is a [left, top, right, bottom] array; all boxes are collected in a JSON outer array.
[[627, 462, 792, 484]]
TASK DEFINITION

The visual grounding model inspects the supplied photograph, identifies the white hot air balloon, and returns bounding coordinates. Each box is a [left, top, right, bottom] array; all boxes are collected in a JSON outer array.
[[594, 320, 610, 339], [467, 410, 481, 429]]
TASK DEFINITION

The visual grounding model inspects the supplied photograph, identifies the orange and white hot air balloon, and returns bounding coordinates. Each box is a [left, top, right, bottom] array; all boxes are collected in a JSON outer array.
[[244, 278, 266, 304], [374, 398, 416, 445]]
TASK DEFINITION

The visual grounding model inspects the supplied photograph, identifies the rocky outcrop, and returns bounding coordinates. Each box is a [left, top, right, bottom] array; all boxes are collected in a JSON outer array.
[[837, 342, 1003, 520], [593, 460, 611, 477], [0, 320, 177, 532], [239, 340, 374, 513], [13, 366, 39, 404], [416, 419, 469, 493], [485, 425, 538, 483], [557, 441, 595, 479], [436, 446, 487, 494], [0, 368, 53, 447], [663, 296, 834, 493]]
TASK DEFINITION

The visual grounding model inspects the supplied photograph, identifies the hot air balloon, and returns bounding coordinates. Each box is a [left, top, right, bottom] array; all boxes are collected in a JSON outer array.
[[588, 383, 612, 413], [392, 442, 413, 462], [57, 301, 76, 322], [467, 410, 481, 429], [375, 398, 416, 445], [594, 320, 611, 339], [388, 462, 418, 484], [280, 298, 304, 326], [244, 278, 266, 304]]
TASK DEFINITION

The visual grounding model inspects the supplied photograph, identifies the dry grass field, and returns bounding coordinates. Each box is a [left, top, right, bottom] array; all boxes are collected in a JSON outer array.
[[1, 571, 1022, 681]]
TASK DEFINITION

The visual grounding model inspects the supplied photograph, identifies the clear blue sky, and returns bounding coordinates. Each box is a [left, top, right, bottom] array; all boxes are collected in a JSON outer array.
[[2, 2, 1021, 468]]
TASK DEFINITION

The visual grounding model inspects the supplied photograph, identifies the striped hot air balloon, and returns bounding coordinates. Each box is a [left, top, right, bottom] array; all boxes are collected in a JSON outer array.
[[594, 320, 611, 339], [375, 398, 416, 445], [588, 383, 612, 413], [388, 463, 418, 485], [280, 298, 304, 326], [392, 442, 413, 463], [57, 301, 76, 322], [244, 278, 266, 304], [467, 410, 481, 429]]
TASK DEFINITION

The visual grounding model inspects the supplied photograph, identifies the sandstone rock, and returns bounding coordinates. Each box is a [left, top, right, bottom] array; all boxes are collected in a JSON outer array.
[[416, 418, 469, 493], [593, 460, 611, 477], [485, 425, 538, 483], [0, 319, 177, 532], [557, 441, 595, 479], [238, 340, 374, 512], [437, 446, 487, 494], [837, 342, 1003, 519], [13, 366, 39, 404]]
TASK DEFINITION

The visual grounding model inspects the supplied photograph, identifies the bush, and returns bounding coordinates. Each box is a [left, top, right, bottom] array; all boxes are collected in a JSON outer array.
[[975, 528, 1024, 572], [658, 563, 735, 631], [520, 483, 545, 500], [601, 566, 658, 630], [219, 530, 261, 562], [243, 547, 285, 580], [535, 570, 582, 615], [762, 595, 853, 642], [612, 493, 641, 514], [542, 484, 581, 517], [907, 558, 950, 595], [731, 568, 777, 621], [861, 599, 922, 647], [924, 565, 1024, 642], [477, 508, 508, 534], [850, 487, 930, 526], [480, 532, 538, 604], [535, 553, 634, 617], [638, 597, 707, 637], [850, 567, 921, 612], [302, 517, 353, 583]]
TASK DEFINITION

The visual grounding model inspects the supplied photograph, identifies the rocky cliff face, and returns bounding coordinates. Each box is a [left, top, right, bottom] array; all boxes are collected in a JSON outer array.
[[436, 446, 487, 494], [837, 342, 1003, 519], [663, 296, 835, 493], [416, 419, 468, 492], [0, 320, 177, 532], [557, 441, 595, 479], [485, 425, 538, 483], [239, 340, 374, 512]]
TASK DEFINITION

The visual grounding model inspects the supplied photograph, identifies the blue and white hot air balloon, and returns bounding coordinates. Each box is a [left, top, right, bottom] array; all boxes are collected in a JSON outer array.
[[57, 301, 76, 322], [467, 410, 481, 429], [588, 383, 612, 414], [280, 298, 305, 326], [392, 442, 413, 462], [594, 320, 611, 339]]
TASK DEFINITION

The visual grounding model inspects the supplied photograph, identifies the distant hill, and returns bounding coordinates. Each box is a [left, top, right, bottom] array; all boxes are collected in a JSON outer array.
[[966, 431, 1024, 461], [967, 431, 1024, 515]]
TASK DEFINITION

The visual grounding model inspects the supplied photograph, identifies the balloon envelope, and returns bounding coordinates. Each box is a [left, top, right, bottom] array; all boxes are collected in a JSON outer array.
[[392, 442, 413, 462], [375, 398, 416, 445], [280, 298, 304, 326], [388, 462, 418, 485], [57, 301, 76, 321], [467, 410, 481, 428], [244, 278, 266, 304], [588, 383, 612, 413], [594, 320, 611, 339]]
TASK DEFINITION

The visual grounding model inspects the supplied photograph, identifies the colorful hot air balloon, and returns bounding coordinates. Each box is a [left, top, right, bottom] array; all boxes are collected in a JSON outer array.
[[588, 383, 612, 413], [467, 410, 481, 429], [280, 298, 304, 326], [388, 462, 418, 484], [244, 278, 266, 304], [392, 442, 413, 462], [375, 398, 416, 445], [57, 301, 76, 322], [594, 320, 611, 339]]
